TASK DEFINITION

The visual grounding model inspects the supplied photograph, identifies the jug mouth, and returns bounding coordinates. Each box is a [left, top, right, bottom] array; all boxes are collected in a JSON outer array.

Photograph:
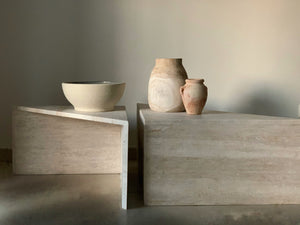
[[186, 79, 204, 83]]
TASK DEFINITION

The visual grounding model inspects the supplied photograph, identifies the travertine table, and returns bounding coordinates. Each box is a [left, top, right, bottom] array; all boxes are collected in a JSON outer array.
[[13, 106, 129, 209], [137, 103, 300, 206]]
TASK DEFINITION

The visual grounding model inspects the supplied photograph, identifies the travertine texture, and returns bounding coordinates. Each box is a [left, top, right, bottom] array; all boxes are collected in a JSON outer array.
[[138, 104, 300, 206], [12, 106, 129, 209], [13, 111, 121, 174]]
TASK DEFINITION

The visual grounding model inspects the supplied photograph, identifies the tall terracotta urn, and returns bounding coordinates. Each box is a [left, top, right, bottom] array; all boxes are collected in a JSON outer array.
[[148, 58, 188, 112], [180, 79, 208, 115]]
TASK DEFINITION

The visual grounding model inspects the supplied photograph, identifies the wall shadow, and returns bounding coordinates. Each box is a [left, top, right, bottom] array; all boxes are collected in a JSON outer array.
[[233, 85, 294, 118]]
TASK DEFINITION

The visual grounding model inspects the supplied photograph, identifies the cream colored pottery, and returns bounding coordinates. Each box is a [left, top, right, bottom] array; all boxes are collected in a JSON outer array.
[[148, 58, 188, 112], [180, 79, 208, 115], [62, 81, 125, 112]]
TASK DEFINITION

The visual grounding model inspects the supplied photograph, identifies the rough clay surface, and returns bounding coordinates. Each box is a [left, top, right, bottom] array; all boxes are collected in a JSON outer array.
[[148, 58, 188, 112]]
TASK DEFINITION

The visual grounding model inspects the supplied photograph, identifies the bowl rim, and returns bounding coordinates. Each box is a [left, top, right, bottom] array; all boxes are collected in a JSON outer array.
[[62, 81, 125, 85]]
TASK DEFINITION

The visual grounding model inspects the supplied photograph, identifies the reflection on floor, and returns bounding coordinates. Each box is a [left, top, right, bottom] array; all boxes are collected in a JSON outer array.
[[1, 161, 300, 225]]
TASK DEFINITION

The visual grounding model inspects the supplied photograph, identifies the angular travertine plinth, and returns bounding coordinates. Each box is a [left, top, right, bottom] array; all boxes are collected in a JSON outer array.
[[138, 104, 300, 206], [13, 106, 128, 209]]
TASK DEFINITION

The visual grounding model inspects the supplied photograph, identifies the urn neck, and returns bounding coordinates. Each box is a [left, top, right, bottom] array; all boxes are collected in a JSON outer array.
[[155, 58, 182, 66]]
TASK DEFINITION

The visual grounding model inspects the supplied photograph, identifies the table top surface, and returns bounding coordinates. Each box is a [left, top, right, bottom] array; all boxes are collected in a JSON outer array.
[[17, 105, 128, 126], [138, 103, 297, 125]]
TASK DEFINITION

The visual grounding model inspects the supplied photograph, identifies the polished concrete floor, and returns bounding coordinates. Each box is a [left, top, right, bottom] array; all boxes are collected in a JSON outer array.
[[1, 161, 300, 225]]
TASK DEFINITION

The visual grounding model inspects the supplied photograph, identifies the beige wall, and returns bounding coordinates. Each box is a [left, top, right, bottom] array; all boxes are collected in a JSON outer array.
[[1, 0, 300, 148]]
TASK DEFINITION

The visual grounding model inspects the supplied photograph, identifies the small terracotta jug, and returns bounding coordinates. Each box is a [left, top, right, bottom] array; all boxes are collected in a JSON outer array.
[[180, 79, 208, 115]]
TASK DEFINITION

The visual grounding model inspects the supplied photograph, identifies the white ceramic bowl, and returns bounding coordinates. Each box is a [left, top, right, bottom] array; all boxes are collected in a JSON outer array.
[[62, 81, 126, 112]]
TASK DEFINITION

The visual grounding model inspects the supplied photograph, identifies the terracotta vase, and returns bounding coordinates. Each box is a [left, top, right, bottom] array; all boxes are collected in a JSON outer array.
[[148, 58, 188, 112], [180, 79, 208, 115]]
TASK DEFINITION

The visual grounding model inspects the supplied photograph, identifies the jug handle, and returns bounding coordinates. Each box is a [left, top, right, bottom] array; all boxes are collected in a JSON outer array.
[[180, 85, 185, 97]]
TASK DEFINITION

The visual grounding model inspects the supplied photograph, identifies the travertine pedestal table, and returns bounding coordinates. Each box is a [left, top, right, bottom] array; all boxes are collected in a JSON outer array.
[[13, 106, 129, 209], [137, 104, 300, 206]]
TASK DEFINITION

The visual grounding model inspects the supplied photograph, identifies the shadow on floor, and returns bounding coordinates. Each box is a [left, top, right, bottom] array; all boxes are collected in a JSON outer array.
[[1, 162, 300, 225]]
